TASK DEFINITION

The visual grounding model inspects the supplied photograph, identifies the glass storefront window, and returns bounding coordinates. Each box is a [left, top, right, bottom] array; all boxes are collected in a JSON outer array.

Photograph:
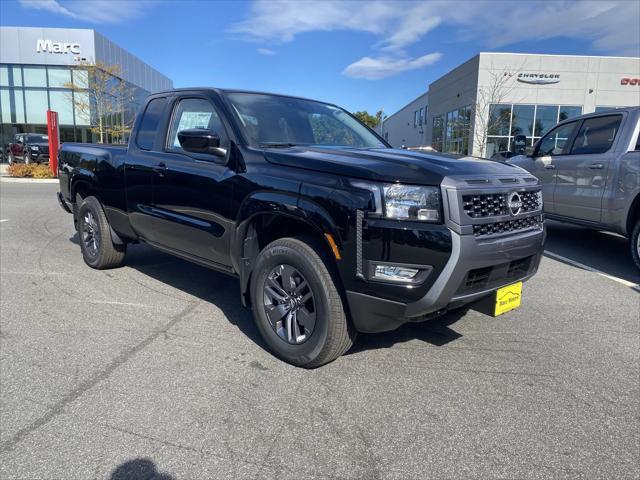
[[24, 89, 48, 124], [0, 89, 10, 122], [559, 106, 582, 122], [534, 105, 558, 137], [486, 137, 509, 157], [74, 91, 91, 126], [511, 105, 535, 137], [432, 115, 444, 151], [23, 67, 47, 87], [47, 67, 71, 88], [11, 67, 23, 87], [49, 90, 74, 125], [0, 66, 8, 87], [488, 104, 511, 136]]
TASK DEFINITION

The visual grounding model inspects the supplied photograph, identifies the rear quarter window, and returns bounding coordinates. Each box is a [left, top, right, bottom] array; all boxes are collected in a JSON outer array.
[[135, 97, 167, 151]]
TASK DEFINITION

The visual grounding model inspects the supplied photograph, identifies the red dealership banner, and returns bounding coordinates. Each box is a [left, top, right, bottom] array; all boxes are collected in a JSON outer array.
[[46, 110, 60, 177]]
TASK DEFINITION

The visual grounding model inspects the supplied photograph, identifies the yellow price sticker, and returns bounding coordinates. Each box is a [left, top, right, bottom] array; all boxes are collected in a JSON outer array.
[[494, 282, 522, 316]]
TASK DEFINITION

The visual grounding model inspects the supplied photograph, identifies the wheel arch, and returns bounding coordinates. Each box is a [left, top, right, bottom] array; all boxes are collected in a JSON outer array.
[[626, 192, 640, 236], [233, 191, 343, 307]]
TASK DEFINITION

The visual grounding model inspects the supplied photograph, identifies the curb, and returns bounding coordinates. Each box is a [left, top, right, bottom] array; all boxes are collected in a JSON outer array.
[[0, 176, 59, 184]]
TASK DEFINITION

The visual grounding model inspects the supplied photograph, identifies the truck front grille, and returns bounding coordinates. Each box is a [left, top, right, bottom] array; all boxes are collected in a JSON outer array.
[[473, 215, 543, 237], [463, 190, 541, 218]]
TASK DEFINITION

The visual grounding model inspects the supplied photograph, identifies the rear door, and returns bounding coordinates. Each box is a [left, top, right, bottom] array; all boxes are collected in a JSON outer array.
[[125, 96, 170, 240], [149, 95, 235, 268], [529, 120, 580, 214], [553, 114, 623, 222]]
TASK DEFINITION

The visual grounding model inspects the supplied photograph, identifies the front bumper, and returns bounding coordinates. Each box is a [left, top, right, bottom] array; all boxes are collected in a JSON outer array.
[[346, 227, 544, 332]]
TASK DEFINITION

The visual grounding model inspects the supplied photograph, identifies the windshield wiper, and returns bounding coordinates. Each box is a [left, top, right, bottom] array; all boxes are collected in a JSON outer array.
[[259, 142, 307, 148]]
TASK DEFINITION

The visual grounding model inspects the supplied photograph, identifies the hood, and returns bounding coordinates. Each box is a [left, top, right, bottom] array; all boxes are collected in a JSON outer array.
[[264, 147, 527, 185]]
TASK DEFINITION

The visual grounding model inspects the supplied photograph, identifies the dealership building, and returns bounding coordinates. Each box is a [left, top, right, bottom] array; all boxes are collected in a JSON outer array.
[[382, 52, 640, 157], [0, 26, 173, 149]]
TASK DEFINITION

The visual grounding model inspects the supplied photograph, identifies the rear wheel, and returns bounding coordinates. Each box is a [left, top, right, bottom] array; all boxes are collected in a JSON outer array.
[[77, 196, 126, 269], [250, 237, 356, 368], [631, 219, 640, 271]]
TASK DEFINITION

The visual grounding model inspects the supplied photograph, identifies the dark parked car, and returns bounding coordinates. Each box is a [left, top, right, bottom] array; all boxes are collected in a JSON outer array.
[[510, 107, 640, 269], [8, 133, 50, 164], [57, 88, 545, 367]]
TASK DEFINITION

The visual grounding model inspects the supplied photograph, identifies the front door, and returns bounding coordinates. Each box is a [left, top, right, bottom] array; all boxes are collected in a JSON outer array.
[[150, 96, 234, 267], [553, 114, 622, 223], [529, 120, 580, 214]]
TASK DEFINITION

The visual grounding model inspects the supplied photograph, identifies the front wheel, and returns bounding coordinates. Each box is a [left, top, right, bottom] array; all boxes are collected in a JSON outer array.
[[250, 237, 356, 368], [631, 218, 640, 271], [77, 196, 126, 269]]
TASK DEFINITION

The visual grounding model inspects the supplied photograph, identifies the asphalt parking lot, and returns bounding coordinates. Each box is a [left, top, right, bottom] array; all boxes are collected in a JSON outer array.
[[1, 182, 639, 480]]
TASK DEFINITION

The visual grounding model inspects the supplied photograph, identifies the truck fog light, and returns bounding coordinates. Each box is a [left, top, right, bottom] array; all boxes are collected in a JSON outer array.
[[373, 265, 419, 282]]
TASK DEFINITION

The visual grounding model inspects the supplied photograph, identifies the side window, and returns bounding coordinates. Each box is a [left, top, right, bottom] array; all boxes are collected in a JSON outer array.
[[635, 129, 640, 151], [570, 115, 622, 155], [135, 97, 167, 151], [537, 121, 577, 156], [167, 98, 227, 153]]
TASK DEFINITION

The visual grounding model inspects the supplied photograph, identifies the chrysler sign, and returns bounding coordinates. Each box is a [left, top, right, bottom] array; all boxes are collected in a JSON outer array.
[[36, 39, 81, 54], [517, 73, 560, 85]]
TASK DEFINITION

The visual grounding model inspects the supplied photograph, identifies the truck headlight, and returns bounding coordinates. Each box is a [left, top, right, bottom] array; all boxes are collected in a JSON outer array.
[[30, 145, 39, 151], [382, 184, 441, 222]]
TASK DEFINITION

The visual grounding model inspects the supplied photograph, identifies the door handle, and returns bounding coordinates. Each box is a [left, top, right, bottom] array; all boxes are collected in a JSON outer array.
[[153, 162, 168, 176], [544, 164, 556, 170], [588, 163, 604, 170]]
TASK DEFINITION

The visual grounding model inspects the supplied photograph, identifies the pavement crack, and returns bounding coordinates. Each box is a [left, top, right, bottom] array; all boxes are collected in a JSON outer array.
[[0, 300, 202, 454]]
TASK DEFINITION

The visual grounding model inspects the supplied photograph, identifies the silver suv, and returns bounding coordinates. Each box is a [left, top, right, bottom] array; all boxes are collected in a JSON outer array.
[[510, 107, 640, 270]]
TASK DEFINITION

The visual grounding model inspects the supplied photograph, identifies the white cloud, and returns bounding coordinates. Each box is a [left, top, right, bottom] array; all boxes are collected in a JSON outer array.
[[343, 52, 442, 79], [19, 0, 153, 24], [231, 0, 640, 79], [19, 0, 77, 17], [257, 48, 276, 55]]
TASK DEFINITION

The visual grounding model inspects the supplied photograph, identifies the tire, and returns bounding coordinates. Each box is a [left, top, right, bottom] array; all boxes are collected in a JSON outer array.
[[631, 218, 640, 271], [77, 196, 126, 269], [250, 236, 356, 368]]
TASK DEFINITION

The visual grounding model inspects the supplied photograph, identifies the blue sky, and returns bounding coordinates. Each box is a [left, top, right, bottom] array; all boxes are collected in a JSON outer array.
[[2, 0, 639, 115]]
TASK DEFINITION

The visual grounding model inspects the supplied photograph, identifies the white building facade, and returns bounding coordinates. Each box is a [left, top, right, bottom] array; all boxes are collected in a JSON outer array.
[[383, 52, 640, 157]]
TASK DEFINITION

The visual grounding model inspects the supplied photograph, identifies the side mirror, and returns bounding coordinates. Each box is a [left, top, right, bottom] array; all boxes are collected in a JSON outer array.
[[512, 134, 527, 155], [178, 128, 226, 158]]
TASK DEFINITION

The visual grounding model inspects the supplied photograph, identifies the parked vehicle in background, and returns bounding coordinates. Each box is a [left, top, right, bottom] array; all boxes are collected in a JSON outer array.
[[8, 133, 50, 164], [57, 88, 545, 367], [509, 107, 640, 269], [491, 151, 519, 161]]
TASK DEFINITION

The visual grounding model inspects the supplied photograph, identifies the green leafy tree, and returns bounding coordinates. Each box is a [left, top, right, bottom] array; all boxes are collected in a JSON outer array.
[[354, 110, 383, 129]]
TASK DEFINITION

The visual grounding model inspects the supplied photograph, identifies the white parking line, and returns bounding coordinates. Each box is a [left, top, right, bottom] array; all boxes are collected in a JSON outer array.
[[0, 219, 8, 223], [544, 250, 640, 291]]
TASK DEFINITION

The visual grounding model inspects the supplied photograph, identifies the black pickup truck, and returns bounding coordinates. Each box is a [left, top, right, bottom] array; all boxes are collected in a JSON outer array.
[[57, 88, 545, 367]]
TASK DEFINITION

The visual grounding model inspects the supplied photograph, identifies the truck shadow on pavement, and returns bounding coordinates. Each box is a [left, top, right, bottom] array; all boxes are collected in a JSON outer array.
[[544, 220, 640, 286], [109, 458, 175, 480], [70, 235, 468, 355]]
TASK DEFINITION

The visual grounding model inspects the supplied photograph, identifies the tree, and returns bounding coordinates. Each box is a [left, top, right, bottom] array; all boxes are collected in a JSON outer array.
[[64, 61, 135, 144], [354, 110, 383, 129], [471, 64, 523, 157]]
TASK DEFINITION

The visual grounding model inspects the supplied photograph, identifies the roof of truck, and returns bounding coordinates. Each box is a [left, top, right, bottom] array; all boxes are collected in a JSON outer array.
[[151, 87, 333, 105]]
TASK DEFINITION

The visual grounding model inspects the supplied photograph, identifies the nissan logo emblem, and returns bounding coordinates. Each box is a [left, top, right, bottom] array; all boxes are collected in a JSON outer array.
[[508, 192, 523, 216]]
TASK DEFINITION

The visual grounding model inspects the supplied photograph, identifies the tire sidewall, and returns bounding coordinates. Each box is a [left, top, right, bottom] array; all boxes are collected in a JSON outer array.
[[251, 243, 331, 366], [78, 198, 103, 268], [632, 220, 640, 270]]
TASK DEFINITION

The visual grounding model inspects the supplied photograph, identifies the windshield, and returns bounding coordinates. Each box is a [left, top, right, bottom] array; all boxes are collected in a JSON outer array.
[[226, 93, 386, 149], [26, 134, 48, 143]]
